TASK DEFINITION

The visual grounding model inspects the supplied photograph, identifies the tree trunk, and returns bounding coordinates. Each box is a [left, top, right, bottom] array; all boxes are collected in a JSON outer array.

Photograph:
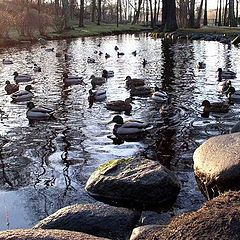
[[55, 0, 60, 16], [162, 0, 178, 31], [146, 0, 149, 23], [236, 0, 239, 25], [195, 0, 204, 28], [132, 0, 143, 24], [91, 0, 96, 22], [97, 0, 101, 25], [189, 0, 195, 28], [218, 0, 222, 26], [62, 0, 71, 29], [215, 0, 219, 25], [223, 0, 228, 25], [203, 0, 207, 25], [79, 0, 84, 27], [117, 0, 119, 26], [149, 0, 154, 27], [229, 0, 237, 26], [119, 0, 122, 22]]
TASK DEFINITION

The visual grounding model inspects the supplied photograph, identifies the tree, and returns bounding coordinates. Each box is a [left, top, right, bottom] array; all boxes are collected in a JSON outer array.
[[132, 0, 143, 24], [79, 0, 84, 27], [203, 0, 207, 25], [91, 0, 96, 22], [189, 0, 195, 28], [62, 0, 71, 29], [218, 0, 222, 26], [195, 0, 204, 28], [97, 0, 101, 25], [162, 0, 178, 31], [229, 0, 237, 26]]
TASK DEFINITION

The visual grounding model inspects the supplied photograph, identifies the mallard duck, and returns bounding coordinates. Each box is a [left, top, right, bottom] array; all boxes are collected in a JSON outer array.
[[13, 71, 32, 83], [114, 46, 119, 51], [201, 100, 229, 114], [117, 52, 124, 56], [108, 115, 150, 140], [87, 57, 95, 63], [197, 62, 206, 69], [2, 59, 13, 65], [38, 38, 47, 45], [218, 68, 236, 80], [152, 87, 168, 103], [105, 53, 110, 59], [90, 75, 106, 88], [125, 76, 145, 88], [99, 51, 103, 56], [130, 86, 152, 97], [26, 102, 55, 121], [102, 70, 114, 78], [132, 50, 137, 56], [89, 89, 107, 102], [143, 59, 147, 67], [63, 73, 83, 85], [11, 85, 33, 102], [5, 81, 19, 95], [45, 48, 54, 52], [226, 86, 240, 102], [64, 54, 72, 61], [217, 80, 231, 93], [106, 98, 132, 113]]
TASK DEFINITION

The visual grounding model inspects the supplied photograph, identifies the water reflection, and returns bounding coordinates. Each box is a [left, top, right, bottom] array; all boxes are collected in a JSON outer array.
[[0, 35, 240, 229]]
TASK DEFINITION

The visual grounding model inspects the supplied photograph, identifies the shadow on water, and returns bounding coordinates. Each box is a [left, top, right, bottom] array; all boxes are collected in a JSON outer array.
[[0, 34, 240, 229]]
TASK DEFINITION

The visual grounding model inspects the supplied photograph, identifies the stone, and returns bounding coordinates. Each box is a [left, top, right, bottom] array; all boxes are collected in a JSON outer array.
[[137, 191, 240, 240], [193, 133, 240, 199], [34, 203, 140, 240], [85, 157, 181, 209], [130, 225, 163, 240], [0, 229, 109, 240]]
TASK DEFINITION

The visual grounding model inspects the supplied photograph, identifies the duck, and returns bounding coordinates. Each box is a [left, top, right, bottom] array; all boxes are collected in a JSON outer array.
[[45, 48, 54, 52], [13, 71, 32, 83], [218, 68, 236, 80], [102, 70, 114, 78], [226, 86, 240, 102], [125, 76, 145, 88], [108, 115, 150, 141], [130, 86, 152, 97], [87, 57, 96, 63], [33, 64, 41, 72], [197, 62, 206, 69], [11, 85, 33, 102], [64, 54, 72, 61], [5, 80, 19, 95], [55, 52, 62, 57], [99, 51, 103, 56], [217, 80, 231, 93], [143, 59, 147, 67], [117, 52, 124, 56], [89, 89, 107, 102], [201, 100, 229, 114], [132, 50, 137, 56], [38, 38, 47, 45], [26, 102, 55, 121], [97, 43, 101, 47], [63, 73, 83, 85], [90, 75, 106, 88], [105, 53, 110, 59], [2, 59, 13, 65], [152, 87, 168, 103], [114, 46, 119, 51], [106, 98, 133, 113]]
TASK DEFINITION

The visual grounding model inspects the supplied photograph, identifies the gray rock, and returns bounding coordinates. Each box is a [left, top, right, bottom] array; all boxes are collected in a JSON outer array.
[[85, 157, 181, 209], [0, 229, 109, 240], [130, 225, 163, 240], [140, 191, 240, 240], [139, 211, 172, 226], [34, 203, 140, 240], [193, 133, 240, 198]]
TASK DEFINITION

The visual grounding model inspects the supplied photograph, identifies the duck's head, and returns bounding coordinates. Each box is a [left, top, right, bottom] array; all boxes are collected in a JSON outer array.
[[13, 71, 18, 77], [226, 86, 236, 97], [25, 85, 32, 91], [125, 76, 131, 81], [125, 98, 133, 104], [217, 68, 223, 73], [27, 101, 35, 109], [90, 75, 95, 79], [5, 80, 10, 85], [201, 100, 211, 107], [154, 85, 160, 91], [109, 115, 124, 125], [63, 72, 69, 78]]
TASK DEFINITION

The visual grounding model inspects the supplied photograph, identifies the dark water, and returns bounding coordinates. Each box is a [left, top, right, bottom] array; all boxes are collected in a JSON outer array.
[[0, 34, 240, 230]]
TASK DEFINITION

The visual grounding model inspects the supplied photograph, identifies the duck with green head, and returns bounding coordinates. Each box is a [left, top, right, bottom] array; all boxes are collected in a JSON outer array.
[[11, 85, 33, 102]]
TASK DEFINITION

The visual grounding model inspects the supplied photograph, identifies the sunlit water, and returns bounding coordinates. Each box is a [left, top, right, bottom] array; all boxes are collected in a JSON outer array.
[[0, 34, 240, 230]]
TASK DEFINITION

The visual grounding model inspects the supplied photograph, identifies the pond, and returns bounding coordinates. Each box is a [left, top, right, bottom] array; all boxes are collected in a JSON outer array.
[[0, 33, 240, 230]]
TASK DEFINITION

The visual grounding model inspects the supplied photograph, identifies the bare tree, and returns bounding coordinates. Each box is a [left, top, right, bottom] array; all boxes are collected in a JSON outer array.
[[162, 0, 178, 31], [79, 0, 84, 26], [229, 0, 237, 26], [195, 0, 204, 28], [97, 0, 101, 25], [91, 0, 96, 22], [189, 0, 195, 27], [203, 0, 207, 25]]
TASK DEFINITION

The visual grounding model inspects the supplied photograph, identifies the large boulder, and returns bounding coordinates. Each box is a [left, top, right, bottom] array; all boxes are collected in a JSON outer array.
[[130, 191, 240, 240], [0, 229, 109, 240], [193, 133, 240, 198], [34, 203, 140, 240], [85, 157, 181, 209]]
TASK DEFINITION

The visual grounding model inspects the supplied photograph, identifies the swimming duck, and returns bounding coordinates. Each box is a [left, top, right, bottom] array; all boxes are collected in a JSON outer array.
[[87, 57, 96, 63], [130, 86, 152, 97], [64, 54, 72, 61], [5, 81, 19, 95], [102, 70, 114, 78], [108, 115, 150, 141], [11, 85, 33, 102], [226, 86, 240, 102], [45, 48, 54, 52], [63, 73, 83, 85], [13, 71, 32, 83], [197, 62, 206, 69], [114, 46, 119, 51], [38, 38, 47, 45], [89, 89, 107, 101], [143, 59, 147, 67], [125, 76, 145, 88], [105, 53, 110, 59], [90, 75, 106, 88], [201, 100, 229, 114], [152, 87, 168, 103], [99, 51, 103, 56], [106, 98, 132, 113], [117, 52, 124, 56], [217, 80, 231, 93], [33, 64, 41, 72], [56, 52, 62, 57], [2, 59, 13, 65], [26, 102, 55, 121], [132, 51, 137, 56], [218, 68, 236, 80]]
